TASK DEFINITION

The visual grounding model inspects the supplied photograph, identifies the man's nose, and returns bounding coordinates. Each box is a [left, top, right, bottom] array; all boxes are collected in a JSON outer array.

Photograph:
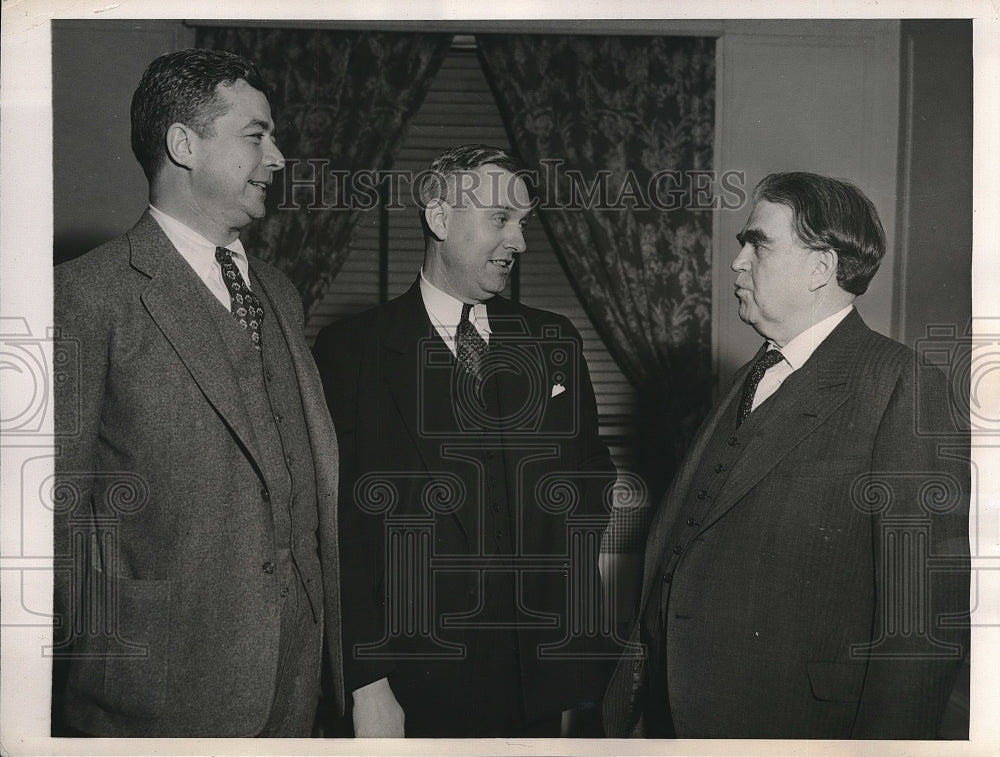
[[264, 138, 284, 170], [732, 245, 751, 273], [507, 225, 527, 254]]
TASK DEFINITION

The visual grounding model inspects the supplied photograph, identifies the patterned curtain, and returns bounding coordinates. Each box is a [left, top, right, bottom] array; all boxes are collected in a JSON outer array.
[[477, 35, 715, 501], [196, 27, 452, 311]]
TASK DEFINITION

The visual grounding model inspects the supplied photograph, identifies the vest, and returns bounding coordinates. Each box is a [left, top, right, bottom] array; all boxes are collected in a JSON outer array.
[[643, 385, 778, 645], [205, 274, 322, 620]]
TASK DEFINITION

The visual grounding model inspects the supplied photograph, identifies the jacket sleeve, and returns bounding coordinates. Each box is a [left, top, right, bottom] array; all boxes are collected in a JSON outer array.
[[312, 320, 396, 695], [852, 356, 970, 738]]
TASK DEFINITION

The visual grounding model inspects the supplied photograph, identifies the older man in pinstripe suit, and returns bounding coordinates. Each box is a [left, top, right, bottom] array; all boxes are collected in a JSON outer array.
[[603, 172, 969, 739]]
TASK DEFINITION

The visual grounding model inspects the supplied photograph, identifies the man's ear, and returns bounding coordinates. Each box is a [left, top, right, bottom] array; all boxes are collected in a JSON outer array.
[[809, 248, 839, 291], [424, 198, 449, 242], [164, 122, 197, 170]]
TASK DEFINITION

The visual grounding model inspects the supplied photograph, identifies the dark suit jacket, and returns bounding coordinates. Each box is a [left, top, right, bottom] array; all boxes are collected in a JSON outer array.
[[314, 281, 616, 729], [603, 309, 970, 739], [53, 212, 345, 736]]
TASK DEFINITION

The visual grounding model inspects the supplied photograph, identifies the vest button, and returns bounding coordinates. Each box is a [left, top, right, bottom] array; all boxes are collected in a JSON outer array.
[[728, 436, 738, 446], [696, 489, 707, 500], [672, 545, 683, 555], [262, 561, 275, 574], [488, 477, 497, 487], [663, 572, 673, 583], [261, 487, 270, 501], [686, 518, 699, 527], [714, 464, 725, 473]]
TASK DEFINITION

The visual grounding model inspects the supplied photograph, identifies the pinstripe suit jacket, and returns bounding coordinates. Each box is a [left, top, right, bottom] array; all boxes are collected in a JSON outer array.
[[53, 212, 345, 736], [603, 309, 969, 739]]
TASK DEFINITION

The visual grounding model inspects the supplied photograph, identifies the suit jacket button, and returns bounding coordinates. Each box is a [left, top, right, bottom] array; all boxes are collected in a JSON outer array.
[[491, 502, 501, 513], [261, 487, 270, 501], [663, 572, 673, 583], [686, 518, 699, 527], [714, 464, 725, 473], [696, 489, 707, 500], [672, 545, 683, 555], [262, 561, 275, 574], [728, 436, 738, 446], [488, 476, 497, 487]]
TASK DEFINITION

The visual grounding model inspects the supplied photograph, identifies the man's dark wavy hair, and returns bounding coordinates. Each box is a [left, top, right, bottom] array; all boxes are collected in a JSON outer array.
[[753, 171, 886, 295], [131, 48, 268, 181]]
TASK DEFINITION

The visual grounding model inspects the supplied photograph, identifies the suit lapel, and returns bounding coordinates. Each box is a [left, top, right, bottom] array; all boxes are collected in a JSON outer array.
[[381, 282, 481, 546], [485, 297, 535, 434], [130, 212, 263, 470], [380, 282, 453, 472], [640, 310, 867, 603], [251, 265, 340, 493], [700, 310, 864, 530]]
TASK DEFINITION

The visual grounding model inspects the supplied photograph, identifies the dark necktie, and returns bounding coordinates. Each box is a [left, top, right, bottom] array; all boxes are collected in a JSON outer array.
[[455, 302, 489, 381], [215, 247, 264, 352], [736, 348, 784, 426]]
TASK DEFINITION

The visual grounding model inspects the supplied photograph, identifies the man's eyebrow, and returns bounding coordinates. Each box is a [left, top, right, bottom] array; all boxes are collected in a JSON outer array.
[[737, 228, 769, 247], [243, 118, 273, 132], [490, 203, 535, 215]]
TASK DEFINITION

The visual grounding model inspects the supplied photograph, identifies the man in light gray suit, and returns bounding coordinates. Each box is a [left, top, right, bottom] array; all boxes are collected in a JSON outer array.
[[603, 172, 969, 739], [52, 48, 343, 737]]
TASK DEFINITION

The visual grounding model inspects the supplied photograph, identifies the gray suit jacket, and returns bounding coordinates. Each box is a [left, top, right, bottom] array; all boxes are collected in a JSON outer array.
[[603, 309, 969, 739], [53, 212, 344, 736]]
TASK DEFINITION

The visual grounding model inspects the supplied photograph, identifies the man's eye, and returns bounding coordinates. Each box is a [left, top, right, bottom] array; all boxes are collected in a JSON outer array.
[[494, 215, 507, 225], [247, 133, 263, 142]]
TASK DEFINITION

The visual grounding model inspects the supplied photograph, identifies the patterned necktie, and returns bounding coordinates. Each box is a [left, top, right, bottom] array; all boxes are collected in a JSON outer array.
[[215, 247, 264, 352], [455, 302, 489, 381], [736, 348, 784, 426]]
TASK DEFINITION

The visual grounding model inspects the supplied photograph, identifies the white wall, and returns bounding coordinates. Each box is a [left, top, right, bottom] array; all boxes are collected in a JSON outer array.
[[712, 20, 901, 384]]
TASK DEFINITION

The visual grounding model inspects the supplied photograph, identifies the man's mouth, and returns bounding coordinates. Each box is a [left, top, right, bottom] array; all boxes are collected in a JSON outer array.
[[249, 180, 268, 192], [490, 259, 513, 270]]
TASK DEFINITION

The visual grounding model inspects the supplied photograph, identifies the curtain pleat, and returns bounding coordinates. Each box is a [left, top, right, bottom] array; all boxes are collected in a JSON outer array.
[[477, 34, 716, 502]]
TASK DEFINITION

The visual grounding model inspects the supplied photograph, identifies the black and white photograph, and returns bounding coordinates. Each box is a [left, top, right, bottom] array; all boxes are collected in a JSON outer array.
[[1, 1, 998, 755]]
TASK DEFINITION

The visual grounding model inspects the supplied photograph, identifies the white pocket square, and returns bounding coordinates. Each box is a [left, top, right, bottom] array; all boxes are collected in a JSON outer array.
[[551, 383, 566, 398]]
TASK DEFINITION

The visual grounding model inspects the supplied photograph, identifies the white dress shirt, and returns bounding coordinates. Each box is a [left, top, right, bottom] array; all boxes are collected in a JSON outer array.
[[419, 269, 491, 357], [752, 305, 854, 411], [148, 204, 252, 310]]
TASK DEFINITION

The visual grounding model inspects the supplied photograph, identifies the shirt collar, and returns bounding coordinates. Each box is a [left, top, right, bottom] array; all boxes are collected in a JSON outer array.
[[419, 269, 491, 336], [771, 305, 854, 370], [148, 204, 248, 275]]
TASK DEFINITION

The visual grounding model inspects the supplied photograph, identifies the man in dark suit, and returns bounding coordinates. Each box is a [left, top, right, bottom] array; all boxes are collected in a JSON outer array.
[[313, 144, 617, 737], [52, 49, 344, 737], [603, 172, 970, 739]]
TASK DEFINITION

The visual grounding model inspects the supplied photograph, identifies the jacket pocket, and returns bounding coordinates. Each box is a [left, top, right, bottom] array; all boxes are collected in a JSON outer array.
[[101, 577, 171, 719], [807, 661, 866, 702]]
